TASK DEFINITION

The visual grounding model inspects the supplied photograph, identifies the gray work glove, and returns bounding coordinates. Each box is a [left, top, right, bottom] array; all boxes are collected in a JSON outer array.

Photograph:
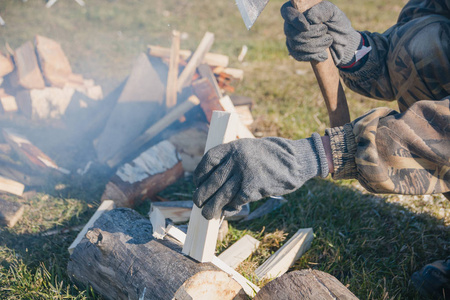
[[281, 1, 362, 67], [193, 133, 329, 220]]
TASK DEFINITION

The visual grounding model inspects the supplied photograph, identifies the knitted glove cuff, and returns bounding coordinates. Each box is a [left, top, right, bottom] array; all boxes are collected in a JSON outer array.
[[337, 31, 364, 67], [311, 132, 329, 178]]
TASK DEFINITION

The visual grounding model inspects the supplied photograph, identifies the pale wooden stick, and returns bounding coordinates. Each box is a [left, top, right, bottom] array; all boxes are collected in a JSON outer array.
[[182, 111, 238, 263], [166, 30, 180, 109]]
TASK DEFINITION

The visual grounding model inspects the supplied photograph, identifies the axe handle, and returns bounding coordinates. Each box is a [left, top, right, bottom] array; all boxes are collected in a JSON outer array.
[[290, 0, 351, 127]]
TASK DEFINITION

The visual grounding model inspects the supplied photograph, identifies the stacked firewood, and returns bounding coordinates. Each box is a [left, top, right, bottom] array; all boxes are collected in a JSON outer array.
[[0, 31, 254, 226]]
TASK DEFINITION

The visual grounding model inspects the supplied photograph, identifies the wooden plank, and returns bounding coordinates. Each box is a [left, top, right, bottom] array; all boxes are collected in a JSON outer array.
[[96, 53, 167, 164], [13, 41, 45, 89], [0, 52, 14, 77], [106, 95, 200, 168], [166, 223, 260, 297], [177, 32, 214, 92], [68, 200, 115, 255], [35, 35, 73, 87], [182, 111, 238, 263], [166, 30, 180, 109], [218, 234, 260, 269], [255, 228, 314, 280], [0, 198, 24, 227], [192, 77, 224, 123], [148, 45, 229, 67], [0, 175, 25, 196]]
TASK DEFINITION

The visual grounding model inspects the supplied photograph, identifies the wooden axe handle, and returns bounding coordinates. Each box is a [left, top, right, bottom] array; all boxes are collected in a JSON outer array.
[[290, 0, 350, 127]]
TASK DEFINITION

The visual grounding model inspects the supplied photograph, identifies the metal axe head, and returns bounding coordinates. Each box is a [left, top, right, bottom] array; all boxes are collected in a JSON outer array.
[[235, 0, 270, 30]]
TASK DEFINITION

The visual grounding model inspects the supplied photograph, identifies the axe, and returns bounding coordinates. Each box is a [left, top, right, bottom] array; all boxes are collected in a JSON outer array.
[[236, 0, 351, 127]]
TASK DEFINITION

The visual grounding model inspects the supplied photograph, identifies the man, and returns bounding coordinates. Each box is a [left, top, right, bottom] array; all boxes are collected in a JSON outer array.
[[193, 0, 449, 297]]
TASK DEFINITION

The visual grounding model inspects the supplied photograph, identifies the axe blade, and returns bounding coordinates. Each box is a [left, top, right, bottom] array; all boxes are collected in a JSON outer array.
[[235, 0, 270, 29]]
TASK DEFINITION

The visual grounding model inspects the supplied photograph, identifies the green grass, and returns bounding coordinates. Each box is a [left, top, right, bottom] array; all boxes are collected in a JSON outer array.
[[1, 0, 449, 299]]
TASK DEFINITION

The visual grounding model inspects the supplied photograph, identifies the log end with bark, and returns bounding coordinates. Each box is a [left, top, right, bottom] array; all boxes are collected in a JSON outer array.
[[254, 269, 358, 300]]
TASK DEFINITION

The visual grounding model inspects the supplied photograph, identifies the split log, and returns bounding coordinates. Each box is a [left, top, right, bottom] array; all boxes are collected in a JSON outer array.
[[218, 234, 260, 269], [0, 175, 25, 196], [255, 228, 314, 280], [106, 95, 200, 168], [182, 111, 238, 263], [235, 105, 254, 127], [15, 87, 75, 119], [254, 270, 358, 300], [165, 30, 180, 109], [67, 208, 247, 300], [0, 52, 14, 77], [166, 122, 208, 172], [95, 53, 167, 164], [0, 198, 24, 227], [101, 140, 184, 207], [35, 35, 72, 87], [12, 41, 45, 89], [177, 32, 215, 92], [0, 92, 18, 113], [2, 128, 68, 175], [148, 45, 229, 68]]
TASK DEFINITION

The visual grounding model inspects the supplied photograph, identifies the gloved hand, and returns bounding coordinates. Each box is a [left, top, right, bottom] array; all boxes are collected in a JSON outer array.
[[281, 1, 362, 67], [193, 133, 329, 220]]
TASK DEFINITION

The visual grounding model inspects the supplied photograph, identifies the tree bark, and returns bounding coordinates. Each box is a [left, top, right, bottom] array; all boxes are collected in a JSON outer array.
[[67, 208, 247, 300], [254, 269, 358, 300]]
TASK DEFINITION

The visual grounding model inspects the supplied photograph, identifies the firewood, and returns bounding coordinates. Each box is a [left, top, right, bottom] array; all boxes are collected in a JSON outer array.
[[12, 41, 45, 89], [255, 228, 314, 280], [101, 140, 184, 208], [35, 35, 72, 87], [235, 105, 254, 127], [67, 208, 247, 300], [2, 128, 69, 175], [15, 87, 75, 119], [0, 175, 25, 196], [0, 198, 24, 227], [183, 111, 238, 263], [106, 95, 200, 168], [177, 32, 215, 92], [148, 45, 229, 68], [192, 77, 223, 123], [166, 30, 180, 109], [198, 64, 222, 98], [0, 52, 14, 77], [95, 53, 167, 164], [151, 200, 250, 224], [218, 234, 260, 269], [0, 92, 18, 113], [254, 270, 358, 300]]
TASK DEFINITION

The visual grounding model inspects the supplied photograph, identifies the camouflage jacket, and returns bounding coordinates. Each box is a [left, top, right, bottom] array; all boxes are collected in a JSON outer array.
[[325, 0, 450, 197]]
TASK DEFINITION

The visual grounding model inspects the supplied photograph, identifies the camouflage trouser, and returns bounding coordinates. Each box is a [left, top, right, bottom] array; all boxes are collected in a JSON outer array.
[[325, 0, 450, 197]]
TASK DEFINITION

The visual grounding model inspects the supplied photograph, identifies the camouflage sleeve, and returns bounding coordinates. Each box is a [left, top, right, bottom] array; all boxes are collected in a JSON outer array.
[[337, 0, 450, 100], [325, 98, 450, 195]]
